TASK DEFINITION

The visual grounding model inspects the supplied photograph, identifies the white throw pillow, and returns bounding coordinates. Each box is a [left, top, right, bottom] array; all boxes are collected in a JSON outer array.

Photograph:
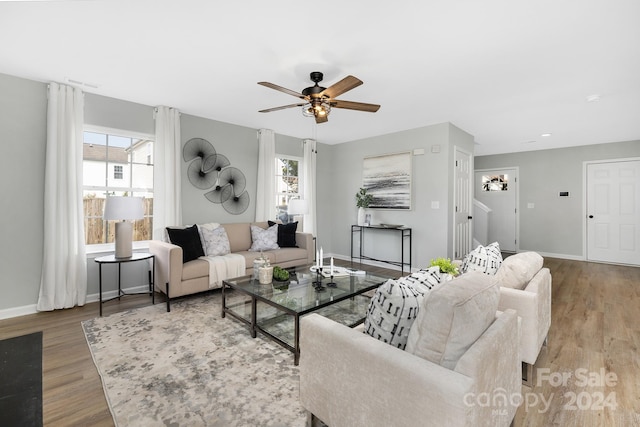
[[494, 251, 543, 290], [198, 224, 231, 257], [405, 272, 500, 369], [249, 224, 279, 251], [460, 242, 503, 275]]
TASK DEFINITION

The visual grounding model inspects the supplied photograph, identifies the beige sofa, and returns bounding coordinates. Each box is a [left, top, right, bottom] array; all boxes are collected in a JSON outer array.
[[300, 311, 520, 427], [150, 221, 314, 311]]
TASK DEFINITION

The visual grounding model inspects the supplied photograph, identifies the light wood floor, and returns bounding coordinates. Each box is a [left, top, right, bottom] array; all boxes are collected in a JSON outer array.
[[1, 259, 638, 426]]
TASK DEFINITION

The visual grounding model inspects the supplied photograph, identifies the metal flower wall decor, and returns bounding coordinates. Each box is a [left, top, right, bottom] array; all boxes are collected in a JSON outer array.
[[183, 138, 250, 214]]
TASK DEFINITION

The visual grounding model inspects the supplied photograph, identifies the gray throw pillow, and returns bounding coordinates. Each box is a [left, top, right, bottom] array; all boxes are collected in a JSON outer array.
[[198, 224, 231, 257], [249, 224, 279, 251]]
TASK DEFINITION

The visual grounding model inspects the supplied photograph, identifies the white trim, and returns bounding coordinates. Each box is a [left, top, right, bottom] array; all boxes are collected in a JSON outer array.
[[85, 241, 150, 256], [330, 254, 410, 273], [84, 124, 154, 141], [0, 304, 38, 321], [0, 284, 152, 321], [522, 250, 584, 261]]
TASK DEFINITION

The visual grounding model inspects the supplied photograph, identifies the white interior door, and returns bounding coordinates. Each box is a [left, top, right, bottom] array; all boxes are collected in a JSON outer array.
[[586, 160, 640, 265], [474, 168, 518, 252], [454, 148, 472, 259]]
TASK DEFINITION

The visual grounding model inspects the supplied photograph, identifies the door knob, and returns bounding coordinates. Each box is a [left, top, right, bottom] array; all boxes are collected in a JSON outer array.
[[588, 215, 594, 219]]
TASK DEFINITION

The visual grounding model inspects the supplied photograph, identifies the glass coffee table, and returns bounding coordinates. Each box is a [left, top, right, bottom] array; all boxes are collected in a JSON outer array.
[[222, 264, 393, 365]]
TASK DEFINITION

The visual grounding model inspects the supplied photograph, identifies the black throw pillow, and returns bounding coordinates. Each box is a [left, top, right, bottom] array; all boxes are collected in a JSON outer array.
[[166, 225, 205, 263], [268, 221, 299, 248]]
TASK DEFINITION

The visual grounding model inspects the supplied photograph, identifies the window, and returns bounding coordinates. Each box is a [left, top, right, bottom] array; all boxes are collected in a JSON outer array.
[[83, 128, 154, 245], [275, 156, 301, 223], [482, 174, 509, 191], [113, 165, 123, 179]]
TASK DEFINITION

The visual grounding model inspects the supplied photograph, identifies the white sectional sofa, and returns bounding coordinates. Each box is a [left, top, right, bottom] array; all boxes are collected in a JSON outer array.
[[300, 272, 522, 427]]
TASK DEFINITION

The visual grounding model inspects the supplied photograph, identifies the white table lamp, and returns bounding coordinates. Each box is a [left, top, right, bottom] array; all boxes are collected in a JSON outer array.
[[288, 198, 309, 216], [288, 199, 308, 229], [103, 196, 144, 258]]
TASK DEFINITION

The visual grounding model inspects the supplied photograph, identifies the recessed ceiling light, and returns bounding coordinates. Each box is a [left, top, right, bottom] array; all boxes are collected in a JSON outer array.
[[541, 133, 552, 137], [586, 94, 601, 102]]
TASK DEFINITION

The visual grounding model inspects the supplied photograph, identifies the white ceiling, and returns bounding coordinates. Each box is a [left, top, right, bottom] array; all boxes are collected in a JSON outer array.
[[1, 0, 639, 155]]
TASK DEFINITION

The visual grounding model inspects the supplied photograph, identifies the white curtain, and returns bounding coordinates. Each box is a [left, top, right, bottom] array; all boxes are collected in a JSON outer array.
[[37, 83, 87, 311], [302, 138, 317, 235], [255, 129, 275, 222], [153, 106, 182, 238]]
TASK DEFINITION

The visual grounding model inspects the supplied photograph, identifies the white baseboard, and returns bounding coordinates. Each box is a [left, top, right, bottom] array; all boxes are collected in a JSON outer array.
[[0, 304, 38, 320], [525, 251, 584, 261], [329, 253, 412, 274], [0, 285, 151, 321]]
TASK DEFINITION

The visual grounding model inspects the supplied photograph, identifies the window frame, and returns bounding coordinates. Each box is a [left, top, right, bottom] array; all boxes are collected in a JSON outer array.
[[274, 154, 303, 223], [83, 125, 155, 253]]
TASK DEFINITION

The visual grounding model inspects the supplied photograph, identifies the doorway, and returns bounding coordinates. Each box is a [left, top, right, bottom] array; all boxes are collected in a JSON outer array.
[[586, 159, 640, 265], [453, 148, 473, 259], [474, 168, 518, 252]]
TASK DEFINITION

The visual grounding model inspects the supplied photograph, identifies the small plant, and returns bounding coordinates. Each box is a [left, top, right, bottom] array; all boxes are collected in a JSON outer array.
[[272, 266, 290, 281], [430, 257, 459, 276], [356, 187, 373, 208]]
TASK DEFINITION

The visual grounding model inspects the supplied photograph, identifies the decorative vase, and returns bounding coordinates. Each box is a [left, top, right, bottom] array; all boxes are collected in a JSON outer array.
[[259, 265, 274, 285], [357, 207, 366, 226], [253, 257, 268, 280]]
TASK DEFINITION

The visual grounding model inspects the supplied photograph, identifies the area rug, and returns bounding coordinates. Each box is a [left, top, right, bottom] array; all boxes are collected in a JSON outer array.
[[0, 331, 43, 427], [82, 292, 311, 427]]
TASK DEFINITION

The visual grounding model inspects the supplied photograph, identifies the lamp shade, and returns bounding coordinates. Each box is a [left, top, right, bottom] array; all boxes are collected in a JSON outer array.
[[288, 198, 308, 215], [103, 196, 144, 221]]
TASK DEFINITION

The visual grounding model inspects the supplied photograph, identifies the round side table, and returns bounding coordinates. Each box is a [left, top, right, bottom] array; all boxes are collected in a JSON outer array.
[[94, 252, 155, 316]]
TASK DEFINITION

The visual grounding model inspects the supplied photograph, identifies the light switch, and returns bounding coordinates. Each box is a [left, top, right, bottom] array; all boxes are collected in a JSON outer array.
[[431, 201, 440, 209], [527, 203, 535, 209]]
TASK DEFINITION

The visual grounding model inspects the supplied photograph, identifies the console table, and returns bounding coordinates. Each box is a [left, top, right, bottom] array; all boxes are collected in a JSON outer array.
[[350, 225, 412, 274]]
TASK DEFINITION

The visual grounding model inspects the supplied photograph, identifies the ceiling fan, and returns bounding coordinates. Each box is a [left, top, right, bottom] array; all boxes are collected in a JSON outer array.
[[258, 71, 380, 124]]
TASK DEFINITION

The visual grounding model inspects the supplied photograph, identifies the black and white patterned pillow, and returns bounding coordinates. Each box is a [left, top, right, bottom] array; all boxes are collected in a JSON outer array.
[[249, 224, 279, 251], [364, 279, 422, 349], [396, 266, 454, 293], [364, 267, 453, 349], [461, 242, 503, 275]]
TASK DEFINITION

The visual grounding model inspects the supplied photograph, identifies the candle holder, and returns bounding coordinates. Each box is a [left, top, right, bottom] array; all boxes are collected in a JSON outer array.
[[313, 267, 326, 292], [327, 274, 337, 287]]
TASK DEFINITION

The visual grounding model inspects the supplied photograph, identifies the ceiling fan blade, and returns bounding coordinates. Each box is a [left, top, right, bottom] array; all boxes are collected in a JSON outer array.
[[320, 75, 363, 99], [331, 99, 380, 112], [258, 82, 307, 100], [259, 103, 306, 113], [315, 114, 329, 124]]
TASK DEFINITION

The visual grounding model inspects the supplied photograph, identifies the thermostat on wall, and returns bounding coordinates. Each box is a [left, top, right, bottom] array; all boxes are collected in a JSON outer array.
[[559, 191, 570, 197]]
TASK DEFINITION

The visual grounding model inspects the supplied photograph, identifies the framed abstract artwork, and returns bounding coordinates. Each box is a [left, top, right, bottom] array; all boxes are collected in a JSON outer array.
[[362, 151, 411, 209]]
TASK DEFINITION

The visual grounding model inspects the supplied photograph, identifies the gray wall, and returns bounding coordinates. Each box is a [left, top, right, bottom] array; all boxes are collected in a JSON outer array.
[[475, 140, 640, 257], [320, 123, 474, 269], [0, 73, 47, 311], [180, 116, 303, 225], [0, 72, 306, 313]]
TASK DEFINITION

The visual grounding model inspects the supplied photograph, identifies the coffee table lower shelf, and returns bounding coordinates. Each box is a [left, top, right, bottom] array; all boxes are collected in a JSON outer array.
[[221, 268, 390, 365]]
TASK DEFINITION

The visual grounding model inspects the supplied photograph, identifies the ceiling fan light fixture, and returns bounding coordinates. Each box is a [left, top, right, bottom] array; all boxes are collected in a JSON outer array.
[[302, 101, 330, 118]]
